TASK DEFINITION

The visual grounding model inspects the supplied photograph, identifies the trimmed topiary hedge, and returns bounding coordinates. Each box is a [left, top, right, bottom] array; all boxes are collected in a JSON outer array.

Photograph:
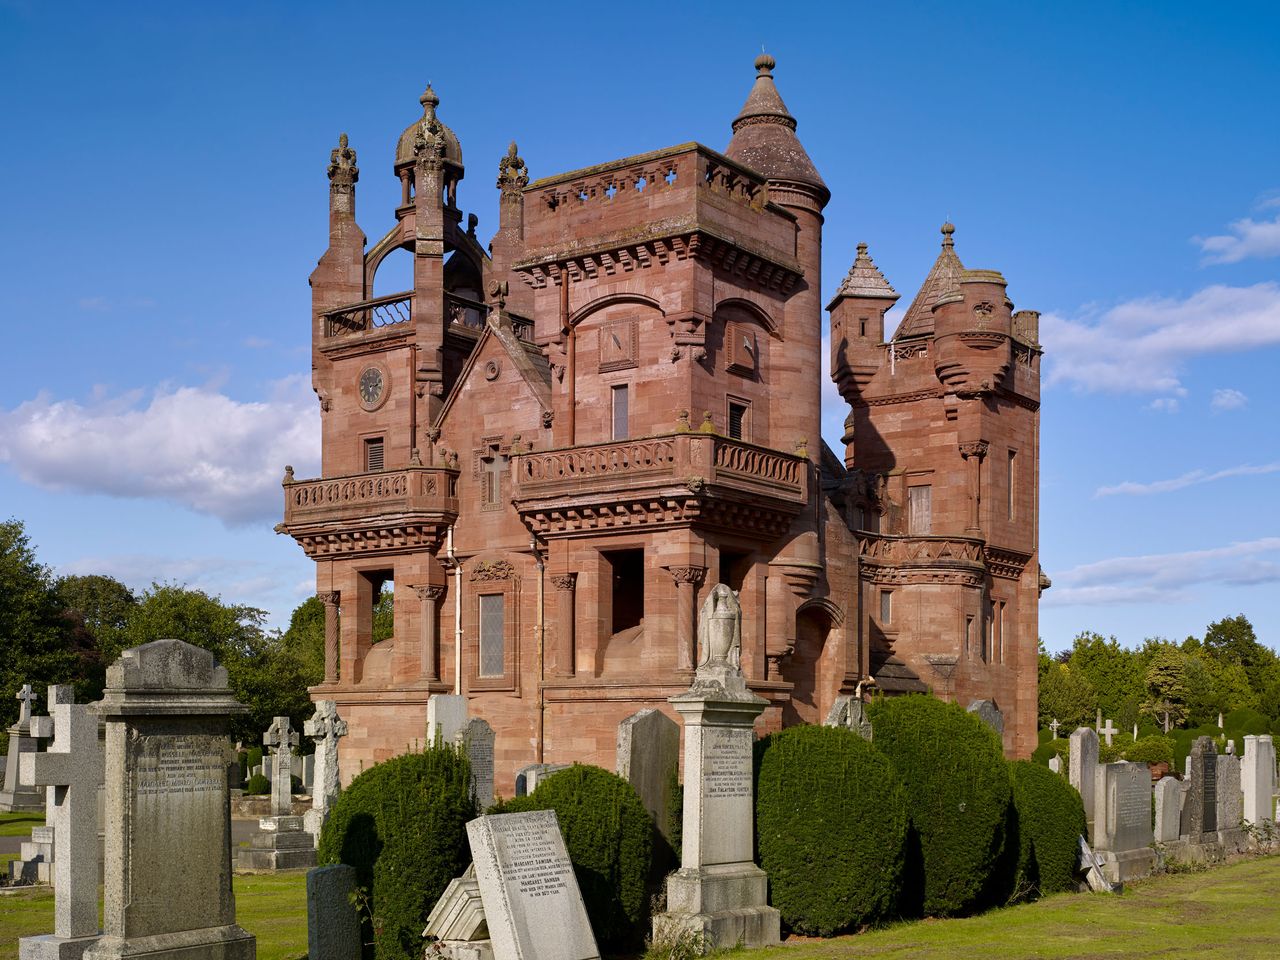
[[755, 724, 907, 935], [1008, 760, 1086, 899], [1123, 735, 1173, 766], [318, 744, 476, 960], [1031, 737, 1069, 769], [244, 772, 269, 795], [868, 695, 1012, 917], [498, 764, 652, 950]]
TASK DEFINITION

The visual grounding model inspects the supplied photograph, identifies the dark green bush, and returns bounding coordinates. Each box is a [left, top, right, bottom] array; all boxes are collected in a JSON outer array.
[[755, 724, 906, 935], [318, 744, 476, 960], [246, 746, 263, 771], [1225, 708, 1270, 736], [244, 773, 269, 795], [1098, 741, 1124, 763], [868, 695, 1012, 917], [1008, 761, 1086, 899], [1123, 735, 1173, 766], [498, 764, 652, 949], [1031, 738, 1069, 768]]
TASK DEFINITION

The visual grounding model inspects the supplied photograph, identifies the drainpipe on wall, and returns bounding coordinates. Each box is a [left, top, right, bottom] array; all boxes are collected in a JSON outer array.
[[533, 537, 546, 763], [447, 523, 462, 694]]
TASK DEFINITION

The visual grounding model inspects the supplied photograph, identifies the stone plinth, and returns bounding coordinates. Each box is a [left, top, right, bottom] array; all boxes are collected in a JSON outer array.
[[238, 816, 317, 872], [84, 640, 255, 960]]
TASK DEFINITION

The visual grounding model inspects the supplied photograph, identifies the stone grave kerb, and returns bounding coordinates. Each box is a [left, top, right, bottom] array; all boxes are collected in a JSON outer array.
[[85, 639, 254, 960], [264, 716, 299, 818]]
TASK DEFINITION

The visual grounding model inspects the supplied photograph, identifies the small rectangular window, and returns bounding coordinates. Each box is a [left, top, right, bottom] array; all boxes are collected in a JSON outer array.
[[478, 594, 505, 677], [728, 400, 749, 441], [364, 437, 385, 472], [859, 317, 867, 338], [965, 616, 974, 658], [1007, 450, 1016, 520], [879, 590, 892, 624], [908, 485, 932, 536], [611, 384, 629, 441]]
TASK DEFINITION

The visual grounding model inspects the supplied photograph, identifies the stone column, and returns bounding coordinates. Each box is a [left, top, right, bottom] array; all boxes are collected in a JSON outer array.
[[960, 440, 988, 532], [414, 586, 445, 682], [667, 567, 705, 672], [551, 574, 577, 678], [654, 584, 779, 950], [319, 592, 340, 684], [85, 639, 255, 960]]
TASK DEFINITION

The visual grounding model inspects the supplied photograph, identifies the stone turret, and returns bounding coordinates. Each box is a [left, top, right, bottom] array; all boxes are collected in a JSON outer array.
[[932, 268, 1014, 396], [829, 242, 899, 398]]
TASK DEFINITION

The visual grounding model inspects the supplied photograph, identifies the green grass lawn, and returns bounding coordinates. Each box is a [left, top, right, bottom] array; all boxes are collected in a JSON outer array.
[[2, 856, 1278, 960], [0, 813, 44, 838]]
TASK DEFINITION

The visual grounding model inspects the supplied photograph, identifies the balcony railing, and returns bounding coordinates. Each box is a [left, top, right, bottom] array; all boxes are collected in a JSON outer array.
[[323, 290, 533, 343], [283, 465, 458, 526], [512, 433, 807, 505]]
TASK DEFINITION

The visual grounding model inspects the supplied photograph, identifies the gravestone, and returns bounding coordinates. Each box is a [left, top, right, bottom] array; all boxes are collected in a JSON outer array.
[[83, 639, 255, 960], [18, 686, 104, 960], [306, 864, 360, 960], [240, 717, 315, 871], [1099, 718, 1118, 747], [616, 709, 679, 840], [513, 763, 568, 797], [653, 584, 779, 950], [423, 864, 491, 959], [427, 695, 469, 746], [11, 824, 56, 884], [456, 718, 496, 811], [823, 694, 872, 741], [1, 683, 45, 813], [303, 700, 347, 846], [1048, 755, 1061, 774], [1216, 753, 1243, 835], [467, 811, 599, 960], [1069, 727, 1100, 836], [265, 717, 298, 816], [967, 699, 1005, 736], [301, 754, 315, 793], [1092, 761, 1154, 882], [1153, 777, 1181, 843], [1181, 736, 1217, 840], [1242, 734, 1277, 826]]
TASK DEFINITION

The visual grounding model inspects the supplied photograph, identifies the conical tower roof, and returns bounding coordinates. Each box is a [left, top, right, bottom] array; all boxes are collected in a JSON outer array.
[[891, 222, 965, 340], [827, 242, 898, 310], [724, 54, 828, 203]]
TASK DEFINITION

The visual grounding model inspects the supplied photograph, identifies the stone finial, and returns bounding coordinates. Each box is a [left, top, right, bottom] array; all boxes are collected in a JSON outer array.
[[697, 584, 742, 672], [283, 464, 295, 484], [497, 140, 529, 192], [941, 220, 956, 248], [327, 132, 358, 187], [420, 84, 440, 117], [754, 52, 776, 76]]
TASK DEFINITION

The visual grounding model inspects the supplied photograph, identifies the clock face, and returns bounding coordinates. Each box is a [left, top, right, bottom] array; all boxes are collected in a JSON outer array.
[[359, 367, 384, 407]]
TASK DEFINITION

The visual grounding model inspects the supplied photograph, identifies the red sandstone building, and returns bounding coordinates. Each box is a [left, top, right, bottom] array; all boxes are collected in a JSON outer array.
[[279, 56, 1045, 789]]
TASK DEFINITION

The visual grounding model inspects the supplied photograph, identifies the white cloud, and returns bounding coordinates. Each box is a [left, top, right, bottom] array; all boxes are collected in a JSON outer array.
[[0, 377, 319, 527], [1041, 282, 1280, 395], [1196, 212, 1280, 265], [1210, 387, 1248, 412], [1095, 462, 1280, 498], [1147, 397, 1180, 413], [1044, 538, 1280, 607]]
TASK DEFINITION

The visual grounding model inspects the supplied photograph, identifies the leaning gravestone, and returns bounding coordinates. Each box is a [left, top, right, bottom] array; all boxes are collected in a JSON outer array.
[[1, 683, 45, 813], [652, 584, 780, 950], [18, 686, 104, 960], [1092, 761, 1154, 882], [1182, 736, 1218, 841], [1069, 727, 1100, 837], [240, 717, 315, 871], [1242, 734, 1277, 826], [467, 810, 599, 960], [423, 863, 491, 959], [456, 718, 496, 811], [823, 694, 873, 742], [303, 700, 347, 847], [616, 708, 679, 841], [427, 695, 469, 746], [84, 639, 255, 960], [306, 864, 360, 960], [1153, 777, 1182, 843]]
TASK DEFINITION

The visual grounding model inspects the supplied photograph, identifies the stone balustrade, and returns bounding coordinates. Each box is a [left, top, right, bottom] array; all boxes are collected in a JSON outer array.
[[284, 466, 458, 526]]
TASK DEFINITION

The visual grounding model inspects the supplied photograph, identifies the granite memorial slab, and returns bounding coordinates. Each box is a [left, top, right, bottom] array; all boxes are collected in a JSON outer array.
[[1093, 761, 1155, 883], [456, 718, 495, 811], [1069, 727, 1099, 836], [1181, 736, 1217, 840], [1153, 777, 1181, 843], [306, 864, 360, 960], [1242, 734, 1276, 826], [427, 695, 469, 746], [616, 708, 679, 841]]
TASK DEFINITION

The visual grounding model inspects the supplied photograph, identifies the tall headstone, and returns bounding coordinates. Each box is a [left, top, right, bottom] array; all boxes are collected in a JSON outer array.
[[823, 694, 872, 741], [427, 695, 469, 746], [1242, 734, 1277, 826], [1153, 777, 1181, 843], [306, 865, 360, 960], [1216, 753, 1243, 832], [653, 584, 780, 950], [240, 716, 315, 871], [467, 811, 599, 960], [1069, 727, 1100, 836], [1092, 761, 1155, 882], [616, 708, 679, 841], [1181, 736, 1217, 840], [18, 687, 104, 960], [303, 700, 347, 846], [264, 717, 298, 817], [456, 718, 496, 811], [1, 683, 45, 813], [84, 639, 255, 960]]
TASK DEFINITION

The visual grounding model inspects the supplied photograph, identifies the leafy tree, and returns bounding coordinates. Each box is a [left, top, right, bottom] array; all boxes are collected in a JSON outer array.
[[1203, 615, 1269, 687], [373, 589, 394, 644], [1037, 662, 1096, 728], [1143, 644, 1189, 730], [55, 574, 137, 667], [1066, 632, 1143, 719], [281, 595, 325, 682]]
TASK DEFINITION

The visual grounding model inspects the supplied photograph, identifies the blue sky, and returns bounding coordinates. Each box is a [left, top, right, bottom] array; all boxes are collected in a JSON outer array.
[[1, 2, 1278, 652]]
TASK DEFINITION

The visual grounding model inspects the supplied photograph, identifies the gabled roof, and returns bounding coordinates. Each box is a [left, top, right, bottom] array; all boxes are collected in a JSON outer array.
[[891, 222, 965, 341], [826, 242, 898, 311], [434, 310, 550, 430]]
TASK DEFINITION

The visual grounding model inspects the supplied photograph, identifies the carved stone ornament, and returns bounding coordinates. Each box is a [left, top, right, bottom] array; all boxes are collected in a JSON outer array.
[[470, 558, 515, 582], [550, 573, 577, 591], [413, 585, 447, 602], [697, 583, 742, 671], [484, 359, 501, 381], [327, 132, 359, 189], [972, 301, 994, 326], [497, 141, 529, 192], [317, 591, 340, 607], [959, 440, 990, 460], [668, 566, 706, 586]]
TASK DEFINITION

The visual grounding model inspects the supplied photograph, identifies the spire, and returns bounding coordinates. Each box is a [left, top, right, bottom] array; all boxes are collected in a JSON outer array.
[[724, 53, 828, 203], [892, 222, 966, 340], [828, 242, 898, 309]]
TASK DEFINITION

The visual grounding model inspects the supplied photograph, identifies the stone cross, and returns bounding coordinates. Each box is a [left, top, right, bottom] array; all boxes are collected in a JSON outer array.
[[16, 684, 36, 728], [264, 716, 299, 818], [1049, 718, 1060, 739], [20, 691, 104, 945], [303, 701, 347, 822], [1099, 718, 1118, 747]]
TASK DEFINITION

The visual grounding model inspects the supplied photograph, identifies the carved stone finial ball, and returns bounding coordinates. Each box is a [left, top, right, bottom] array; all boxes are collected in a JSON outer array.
[[420, 84, 440, 110], [755, 53, 776, 76], [941, 221, 956, 237]]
